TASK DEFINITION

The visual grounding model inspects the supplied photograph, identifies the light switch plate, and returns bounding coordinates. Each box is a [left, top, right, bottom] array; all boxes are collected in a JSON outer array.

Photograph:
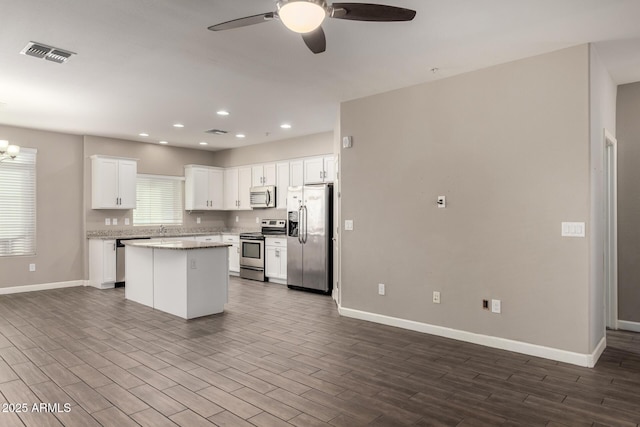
[[197, 217, 201, 224], [345, 220, 354, 231], [433, 291, 441, 304], [29, 263, 36, 272], [112, 218, 118, 225], [378, 283, 385, 295], [105, 218, 111, 226], [491, 299, 501, 314], [124, 218, 130, 225], [256, 217, 260, 224], [235, 216, 239, 223]]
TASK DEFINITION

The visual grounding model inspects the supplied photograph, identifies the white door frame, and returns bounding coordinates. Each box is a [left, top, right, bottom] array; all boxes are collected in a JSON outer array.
[[332, 153, 341, 306], [604, 129, 618, 330]]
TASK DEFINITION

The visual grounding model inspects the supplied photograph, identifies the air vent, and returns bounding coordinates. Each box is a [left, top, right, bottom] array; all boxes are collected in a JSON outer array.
[[20, 42, 75, 64], [205, 129, 228, 135]]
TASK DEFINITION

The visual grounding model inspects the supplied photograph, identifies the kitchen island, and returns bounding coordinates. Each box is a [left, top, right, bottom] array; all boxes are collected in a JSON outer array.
[[123, 239, 231, 319]]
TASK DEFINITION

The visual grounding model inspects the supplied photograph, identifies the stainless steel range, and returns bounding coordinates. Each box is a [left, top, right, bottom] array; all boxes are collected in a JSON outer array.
[[239, 219, 286, 281]]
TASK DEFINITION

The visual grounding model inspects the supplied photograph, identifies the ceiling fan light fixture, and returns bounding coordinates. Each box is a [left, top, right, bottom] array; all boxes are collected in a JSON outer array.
[[277, 0, 326, 34]]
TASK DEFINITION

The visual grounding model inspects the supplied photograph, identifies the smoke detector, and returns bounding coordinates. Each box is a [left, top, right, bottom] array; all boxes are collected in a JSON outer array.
[[20, 42, 75, 64]]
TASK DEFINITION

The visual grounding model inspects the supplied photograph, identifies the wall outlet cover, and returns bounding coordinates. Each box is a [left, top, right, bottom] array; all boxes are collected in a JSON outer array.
[[197, 217, 201, 224], [112, 218, 118, 225], [433, 291, 441, 304], [29, 263, 36, 272], [236, 216, 239, 222], [256, 217, 260, 224], [378, 283, 385, 295], [105, 218, 111, 226], [345, 220, 354, 231], [124, 218, 130, 225]]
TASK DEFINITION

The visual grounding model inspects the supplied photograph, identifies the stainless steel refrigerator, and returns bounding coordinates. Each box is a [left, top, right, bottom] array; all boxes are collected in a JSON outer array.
[[287, 183, 333, 293]]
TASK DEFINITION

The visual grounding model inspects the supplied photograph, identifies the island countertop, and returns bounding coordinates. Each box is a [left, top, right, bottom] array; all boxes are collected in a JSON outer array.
[[122, 239, 231, 250]]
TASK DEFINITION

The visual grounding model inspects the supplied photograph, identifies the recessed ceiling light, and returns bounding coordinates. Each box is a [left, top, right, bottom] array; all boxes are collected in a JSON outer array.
[[235, 134, 246, 139], [217, 110, 230, 116], [280, 124, 292, 129], [199, 142, 208, 145], [159, 141, 168, 145], [139, 133, 149, 137], [173, 123, 184, 128]]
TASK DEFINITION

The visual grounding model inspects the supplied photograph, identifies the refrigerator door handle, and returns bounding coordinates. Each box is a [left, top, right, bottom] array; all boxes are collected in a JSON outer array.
[[298, 206, 304, 244], [302, 205, 308, 244]]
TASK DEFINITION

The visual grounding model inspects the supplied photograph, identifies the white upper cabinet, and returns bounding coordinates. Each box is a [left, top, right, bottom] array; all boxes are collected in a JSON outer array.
[[303, 155, 334, 184], [276, 162, 289, 210], [184, 165, 224, 210], [290, 160, 304, 187], [251, 163, 276, 187], [91, 155, 137, 209], [224, 166, 252, 210]]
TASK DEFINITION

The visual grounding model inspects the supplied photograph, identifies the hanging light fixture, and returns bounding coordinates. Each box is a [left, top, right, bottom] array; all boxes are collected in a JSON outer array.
[[0, 140, 20, 162], [277, 0, 326, 34]]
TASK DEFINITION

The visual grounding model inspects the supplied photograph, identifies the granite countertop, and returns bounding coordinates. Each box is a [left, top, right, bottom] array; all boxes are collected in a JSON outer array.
[[123, 239, 232, 250], [86, 227, 253, 240]]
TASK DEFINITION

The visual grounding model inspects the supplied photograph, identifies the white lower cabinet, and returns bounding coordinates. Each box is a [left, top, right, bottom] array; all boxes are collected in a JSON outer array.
[[265, 237, 287, 284], [89, 239, 117, 289], [222, 234, 240, 275]]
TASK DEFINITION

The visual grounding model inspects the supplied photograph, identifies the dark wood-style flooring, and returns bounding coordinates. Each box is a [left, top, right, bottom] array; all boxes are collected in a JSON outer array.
[[0, 277, 639, 426]]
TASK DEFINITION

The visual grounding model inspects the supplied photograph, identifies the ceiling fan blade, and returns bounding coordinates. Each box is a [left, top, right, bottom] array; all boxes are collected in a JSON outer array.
[[301, 26, 326, 54], [208, 12, 275, 31], [330, 3, 416, 21]]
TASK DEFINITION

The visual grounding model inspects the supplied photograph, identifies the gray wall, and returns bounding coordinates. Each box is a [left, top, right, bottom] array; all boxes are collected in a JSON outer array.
[[340, 45, 593, 353], [616, 81, 640, 323], [0, 125, 84, 288], [588, 44, 616, 346], [83, 135, 226, 232], [210, 132, 332, 167]]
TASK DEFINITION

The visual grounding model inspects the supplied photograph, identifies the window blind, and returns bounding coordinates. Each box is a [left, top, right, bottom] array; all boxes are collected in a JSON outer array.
[[0, 148, 37, 257], [133, 174, 184, 226]]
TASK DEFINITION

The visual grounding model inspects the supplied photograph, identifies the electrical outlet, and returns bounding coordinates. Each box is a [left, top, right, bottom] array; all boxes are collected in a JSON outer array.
[[491, 299, 501, 314], [433, 291, 441, 304], [256, 217, 260, 224], [112, 218, 118, 225], [29, 263, 36, 272], [105, 218, 111, 226], [197, 217, 201, 224], [235, 216, 239, 222], [378, 283, 385, 295], [124, 218, 130, 225], [345, 220, 354, 231]]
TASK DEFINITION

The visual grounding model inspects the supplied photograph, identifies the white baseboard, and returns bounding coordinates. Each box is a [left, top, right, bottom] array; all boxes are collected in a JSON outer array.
[[339, 306, 605, 368], [618, 320, 640, 333], [0, 280, 84, 295]]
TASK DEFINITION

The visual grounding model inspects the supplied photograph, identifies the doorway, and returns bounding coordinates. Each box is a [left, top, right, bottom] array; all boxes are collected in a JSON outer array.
[[604, 129, 618, 330]]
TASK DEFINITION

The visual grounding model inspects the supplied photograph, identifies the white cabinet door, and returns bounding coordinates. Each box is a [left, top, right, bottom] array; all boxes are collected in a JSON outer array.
[[265, 246, 279, 278], [224, 168, 239, 210], [323, 156, 335, 183], [278, 247, 287, 280], [209, 168, 224, 209], [251, 163, 277, 187], [89, 239, 117, 288], [103, 240, 117, 283], [91, 156, 137, 209], [263, 163, 277, 186], [276, 162, 289, 210], [186, 167, 210, 210], [222, 234, 240, 274], [238, 167, 252, 210], [118, 160, 138, 209], [304, 157, 324, 184], [290, 160, 303, 187]]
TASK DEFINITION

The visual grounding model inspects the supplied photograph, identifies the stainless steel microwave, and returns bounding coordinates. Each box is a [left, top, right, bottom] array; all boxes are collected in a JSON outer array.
[[249, 185, 276, 209]]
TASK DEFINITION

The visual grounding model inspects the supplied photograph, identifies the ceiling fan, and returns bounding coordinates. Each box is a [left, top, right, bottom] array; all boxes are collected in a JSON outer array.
[[208, 0, 416, 54]]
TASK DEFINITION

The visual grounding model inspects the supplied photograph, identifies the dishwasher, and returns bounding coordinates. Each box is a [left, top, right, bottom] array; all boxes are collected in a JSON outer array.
[[115, 237, 150, 287]]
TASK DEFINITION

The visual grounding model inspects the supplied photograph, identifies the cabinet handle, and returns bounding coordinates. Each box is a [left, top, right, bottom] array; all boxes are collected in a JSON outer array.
[[113, 243, 116, 251], [320, 171, 323, 179], [276, 249, 280, 257], [323, 171, 327, 179]]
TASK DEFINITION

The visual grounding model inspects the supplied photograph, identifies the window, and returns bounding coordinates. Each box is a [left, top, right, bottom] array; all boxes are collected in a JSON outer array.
[[133, 174, 184, 226], [0, 148, 37, 257]]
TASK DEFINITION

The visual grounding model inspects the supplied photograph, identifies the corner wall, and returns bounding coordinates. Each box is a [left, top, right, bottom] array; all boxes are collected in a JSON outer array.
[[616, 81, 640, 326], [339, 45, 592, 356]]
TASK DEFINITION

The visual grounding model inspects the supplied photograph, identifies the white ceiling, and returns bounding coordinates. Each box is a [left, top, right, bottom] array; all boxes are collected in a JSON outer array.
[[1, 0, 640, 151]]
